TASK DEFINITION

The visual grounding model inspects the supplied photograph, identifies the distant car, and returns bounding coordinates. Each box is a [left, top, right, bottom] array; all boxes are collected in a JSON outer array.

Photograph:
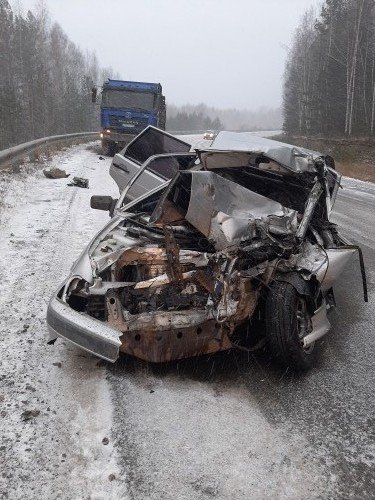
[[47, 128, 367, 371], [203, 130, 215, 140]]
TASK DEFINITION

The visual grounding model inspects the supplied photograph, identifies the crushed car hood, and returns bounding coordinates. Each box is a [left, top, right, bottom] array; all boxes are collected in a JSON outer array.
[[152, 171, 298, 250]]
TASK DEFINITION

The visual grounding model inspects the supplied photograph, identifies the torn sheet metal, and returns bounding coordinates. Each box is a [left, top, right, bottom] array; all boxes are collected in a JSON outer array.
[[277, 242, 328, 277], [277, 242, 356, 290], [155, 171, 298, 250]]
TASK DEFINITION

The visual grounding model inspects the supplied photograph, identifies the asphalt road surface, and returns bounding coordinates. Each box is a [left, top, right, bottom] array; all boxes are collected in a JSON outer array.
[[0, 138, 374, 500]]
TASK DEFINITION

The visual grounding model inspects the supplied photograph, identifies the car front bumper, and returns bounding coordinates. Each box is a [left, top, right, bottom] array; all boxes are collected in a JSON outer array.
[[47, 295, 122, 362]]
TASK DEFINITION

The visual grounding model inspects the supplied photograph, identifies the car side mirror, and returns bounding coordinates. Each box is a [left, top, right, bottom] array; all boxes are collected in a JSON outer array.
[[90, 195, 117, 215]]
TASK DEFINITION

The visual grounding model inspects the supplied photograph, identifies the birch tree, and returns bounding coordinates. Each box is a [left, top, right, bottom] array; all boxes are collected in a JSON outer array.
[[283, 0, 375, 137]]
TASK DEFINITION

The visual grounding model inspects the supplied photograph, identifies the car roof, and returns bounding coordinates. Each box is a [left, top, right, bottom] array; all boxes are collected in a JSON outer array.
[[196, 131, 324, 173]]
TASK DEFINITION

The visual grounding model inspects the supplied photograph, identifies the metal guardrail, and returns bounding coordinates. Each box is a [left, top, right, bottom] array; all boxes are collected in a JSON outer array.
[[0, 132, 98, 170], [0, 130, 205, 171], [0, 129, 282, 170]]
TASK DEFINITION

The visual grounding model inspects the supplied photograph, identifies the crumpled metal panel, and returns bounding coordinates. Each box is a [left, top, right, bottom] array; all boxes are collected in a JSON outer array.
[[277, 242, 356, 290], [119, 320, 232, 363], [200, 132, 322, 173], [278, 242, 327, 274], [303, 302, 331, 347], [317, 248, 356, 290], [184, 171, 298, 249]]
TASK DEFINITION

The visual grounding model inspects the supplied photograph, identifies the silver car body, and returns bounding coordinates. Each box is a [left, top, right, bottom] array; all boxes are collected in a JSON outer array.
[[47, 128, 366, 365]]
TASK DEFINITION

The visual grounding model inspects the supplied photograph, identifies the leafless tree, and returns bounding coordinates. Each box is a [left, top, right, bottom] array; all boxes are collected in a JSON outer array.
[[0, 0, 117, 149], [283, 0, 375, 137]]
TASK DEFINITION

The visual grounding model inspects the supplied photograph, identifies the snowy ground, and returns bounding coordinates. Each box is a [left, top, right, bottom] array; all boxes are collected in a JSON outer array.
[[0, 144, 126, 499], [0, 138, 374, 499]]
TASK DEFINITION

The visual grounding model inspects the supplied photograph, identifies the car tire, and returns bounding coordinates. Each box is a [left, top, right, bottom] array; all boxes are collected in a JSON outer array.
[[265, 281, 315, 371]]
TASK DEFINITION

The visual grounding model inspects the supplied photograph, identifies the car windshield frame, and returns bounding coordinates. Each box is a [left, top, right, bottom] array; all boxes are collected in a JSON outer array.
[[116, 152, 197, 210], [123, 126, 192, 164]]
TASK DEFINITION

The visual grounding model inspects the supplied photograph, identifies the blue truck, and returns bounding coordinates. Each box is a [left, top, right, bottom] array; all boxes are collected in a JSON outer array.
[[93, 79, 166, 155]]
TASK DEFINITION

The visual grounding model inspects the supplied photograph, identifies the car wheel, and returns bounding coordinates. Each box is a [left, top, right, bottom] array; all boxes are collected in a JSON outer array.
[[265, 281, 315, 371]]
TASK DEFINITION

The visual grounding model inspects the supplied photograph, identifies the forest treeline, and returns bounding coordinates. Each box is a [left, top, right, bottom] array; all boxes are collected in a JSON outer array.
[[166, 110, 223, 131], [284, 0, 375, 137], [0, 0, 115, 150], [167, 103, 282, 132]]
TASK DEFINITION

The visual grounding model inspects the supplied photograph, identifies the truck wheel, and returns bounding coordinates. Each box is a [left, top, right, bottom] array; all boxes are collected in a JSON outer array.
[[101, 139, 117, 156], [265, 281, 315, 371], [107, 141, 117, 156]]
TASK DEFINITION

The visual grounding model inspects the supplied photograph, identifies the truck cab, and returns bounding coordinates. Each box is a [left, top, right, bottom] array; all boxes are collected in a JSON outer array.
[[98, 80, 166, 155]]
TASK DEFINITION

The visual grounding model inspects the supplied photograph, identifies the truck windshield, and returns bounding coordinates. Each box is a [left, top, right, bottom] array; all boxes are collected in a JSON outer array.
[[102, 90, 155, 111]]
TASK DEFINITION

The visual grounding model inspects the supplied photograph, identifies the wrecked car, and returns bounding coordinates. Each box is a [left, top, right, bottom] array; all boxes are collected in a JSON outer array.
[[47, 128, 367, 370]]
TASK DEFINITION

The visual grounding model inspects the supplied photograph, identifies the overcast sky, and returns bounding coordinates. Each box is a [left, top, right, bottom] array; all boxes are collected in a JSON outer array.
[[11, 0, 320, 109]]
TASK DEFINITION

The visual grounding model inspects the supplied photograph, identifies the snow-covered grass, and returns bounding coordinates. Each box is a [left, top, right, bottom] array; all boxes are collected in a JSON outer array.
[[0, 143, 127, 499]]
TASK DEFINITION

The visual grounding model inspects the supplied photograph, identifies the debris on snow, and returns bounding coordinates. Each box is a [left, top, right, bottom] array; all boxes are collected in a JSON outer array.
[[21, 409, 40, 421], [43, 167, 69, 179], [67, 176, 89, 188]]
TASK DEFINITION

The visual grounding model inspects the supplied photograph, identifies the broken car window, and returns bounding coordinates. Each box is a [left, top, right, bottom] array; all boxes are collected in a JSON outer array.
[[125, 127, 191, 164]]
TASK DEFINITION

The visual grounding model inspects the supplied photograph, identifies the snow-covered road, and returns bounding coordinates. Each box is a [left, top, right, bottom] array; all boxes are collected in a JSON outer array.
[[1, 139, 374, 499], [0, 144, 126, 499]]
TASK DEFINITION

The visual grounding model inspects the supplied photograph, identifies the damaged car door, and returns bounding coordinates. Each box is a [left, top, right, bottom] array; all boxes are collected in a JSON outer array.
[[110, 126, 192, 193]]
